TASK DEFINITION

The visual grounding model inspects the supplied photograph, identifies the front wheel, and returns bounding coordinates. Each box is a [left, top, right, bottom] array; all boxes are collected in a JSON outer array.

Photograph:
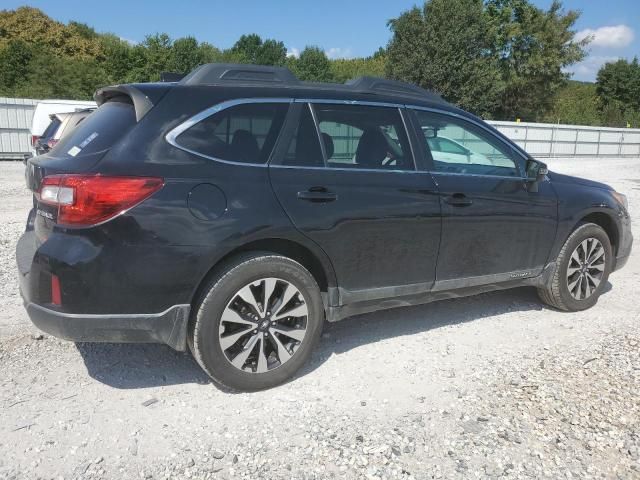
[[190, 253, 324, 391], [538, 222, 612, 311]]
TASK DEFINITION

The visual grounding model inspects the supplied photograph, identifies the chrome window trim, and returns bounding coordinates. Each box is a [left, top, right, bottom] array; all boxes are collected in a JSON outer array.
[[164, 96, 529, 172], [430, 171, 528, 181], [269, 164, 428, 174], [165, 97, 292, 167]]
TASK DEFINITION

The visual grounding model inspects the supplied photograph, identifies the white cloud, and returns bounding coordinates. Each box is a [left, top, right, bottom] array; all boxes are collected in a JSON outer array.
[[575, 25, 634, 48], [325, 47, 353, 60], [118, 36, 138, 45], [286, 47, 300, 58], [286, 46, 355, 60], [566, 55, 621, 82]]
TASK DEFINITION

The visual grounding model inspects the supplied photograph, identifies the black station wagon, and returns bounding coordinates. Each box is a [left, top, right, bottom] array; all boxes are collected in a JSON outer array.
[[17, 64, 632, 391]]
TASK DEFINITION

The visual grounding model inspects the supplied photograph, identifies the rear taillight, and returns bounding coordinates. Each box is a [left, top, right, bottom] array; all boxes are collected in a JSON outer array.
[[31, 135, 40, 147], [39, 175, 164, 226]]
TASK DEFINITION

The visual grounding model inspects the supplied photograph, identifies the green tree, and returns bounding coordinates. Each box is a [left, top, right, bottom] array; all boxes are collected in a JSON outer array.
[[198, 42, 224, 64], [67, 21, 99, 40], [257, 39, 287, 66], [330, 55, 387, 83], [486, 0, 587, 121], [169, 36, 204, 73], [230, 34, 287, 66], [0, 39, 34, 95], [143, 33, 173, 81], [386, 0, 503, 117], [0, 6, 103, 58], [99, 34, 135, 83], [13, 49, 109, 99], [596, 58, 640, 112], [289, 47, 333, 82], [543, 81, 601, 126]]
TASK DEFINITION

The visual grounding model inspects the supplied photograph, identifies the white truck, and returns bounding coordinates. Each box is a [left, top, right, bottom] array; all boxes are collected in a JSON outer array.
[[30, 99, 96, 156]]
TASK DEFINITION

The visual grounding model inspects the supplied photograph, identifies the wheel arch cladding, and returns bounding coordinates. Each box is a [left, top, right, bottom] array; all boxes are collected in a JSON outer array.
[[577, 212, 619, 255], [189, 238, 335, 310]]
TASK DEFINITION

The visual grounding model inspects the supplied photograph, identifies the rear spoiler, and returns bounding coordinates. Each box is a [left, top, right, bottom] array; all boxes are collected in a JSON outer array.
[[94, 83, 172, 122]]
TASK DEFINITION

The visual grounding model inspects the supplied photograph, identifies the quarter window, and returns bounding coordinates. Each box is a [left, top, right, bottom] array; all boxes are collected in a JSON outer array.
[[175, 103, 288, 164], [415, 110, 519, 176], [314, 104, 414, 171]]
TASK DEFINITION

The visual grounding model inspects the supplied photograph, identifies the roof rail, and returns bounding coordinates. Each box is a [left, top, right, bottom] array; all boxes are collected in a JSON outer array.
[[346, 76, 442, 102], [181, 63, 300, 86]]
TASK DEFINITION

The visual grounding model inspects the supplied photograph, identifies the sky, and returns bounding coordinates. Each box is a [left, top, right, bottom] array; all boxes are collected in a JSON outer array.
[[3, 0, 639, 82]]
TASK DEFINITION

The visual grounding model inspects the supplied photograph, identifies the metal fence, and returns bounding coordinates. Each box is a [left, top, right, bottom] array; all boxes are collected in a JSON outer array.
[[0, 97, 38, 160], [488, 120, 640, 158], [1, 97, 640, 160]]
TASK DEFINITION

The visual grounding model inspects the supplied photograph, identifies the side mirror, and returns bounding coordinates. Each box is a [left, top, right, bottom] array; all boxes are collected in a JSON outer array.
[[423, 127, 437, 139], [525, 160, 548, 192]]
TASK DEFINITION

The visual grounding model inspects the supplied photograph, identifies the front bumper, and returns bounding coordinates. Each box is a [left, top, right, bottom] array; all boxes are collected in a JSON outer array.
[[24, 302, 191, 351], [614, 252, 631, 272]]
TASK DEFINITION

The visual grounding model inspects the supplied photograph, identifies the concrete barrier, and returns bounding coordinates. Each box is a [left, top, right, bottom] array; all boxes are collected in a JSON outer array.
[[0, 97, 38, 160]]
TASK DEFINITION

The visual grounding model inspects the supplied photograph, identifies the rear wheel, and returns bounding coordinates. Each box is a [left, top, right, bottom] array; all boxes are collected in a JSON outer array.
[[538, 223, 612, 311], [190, 253, 324, 391]]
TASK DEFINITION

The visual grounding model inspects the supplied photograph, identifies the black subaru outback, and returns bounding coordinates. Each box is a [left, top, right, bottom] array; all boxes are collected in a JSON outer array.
[[17, 64, 632, 391]]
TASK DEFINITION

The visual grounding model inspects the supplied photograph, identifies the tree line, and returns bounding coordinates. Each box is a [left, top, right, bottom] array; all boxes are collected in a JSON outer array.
[[0, 3, 638, 127]]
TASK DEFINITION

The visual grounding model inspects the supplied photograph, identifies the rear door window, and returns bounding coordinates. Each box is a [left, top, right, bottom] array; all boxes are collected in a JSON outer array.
[[313, 104, 414, 171], [50, 102, 136, 159], [174, 103, 289, 164]]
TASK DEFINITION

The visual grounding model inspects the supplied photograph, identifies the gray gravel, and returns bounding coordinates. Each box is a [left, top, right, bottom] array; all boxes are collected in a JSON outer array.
[[1, 158, 639, 479]]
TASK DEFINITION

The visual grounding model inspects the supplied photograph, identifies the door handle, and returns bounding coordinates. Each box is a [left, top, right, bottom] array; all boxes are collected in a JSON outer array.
[[297, 187, 337, 203], [444, 193, 473, 207]]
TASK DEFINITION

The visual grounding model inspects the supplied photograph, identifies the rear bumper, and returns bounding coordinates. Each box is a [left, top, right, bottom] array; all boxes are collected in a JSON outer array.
[[17, 224, 193, 351], [24, 302, 190, 351]]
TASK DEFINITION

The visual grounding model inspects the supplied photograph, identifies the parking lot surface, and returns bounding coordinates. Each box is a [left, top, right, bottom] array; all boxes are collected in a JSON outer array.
[[1, 158, 638, 479]]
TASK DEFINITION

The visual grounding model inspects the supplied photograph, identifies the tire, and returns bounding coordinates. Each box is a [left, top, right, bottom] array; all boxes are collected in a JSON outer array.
[[189, 253, 324, 391], [538, 222, 613, 311]]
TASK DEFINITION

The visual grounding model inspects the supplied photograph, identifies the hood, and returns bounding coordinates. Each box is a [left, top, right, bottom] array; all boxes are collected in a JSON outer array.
[[548, 171, 613, 192]]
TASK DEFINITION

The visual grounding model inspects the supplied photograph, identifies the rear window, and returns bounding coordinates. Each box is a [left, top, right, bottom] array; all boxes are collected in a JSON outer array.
[[50, 102, 136, 158], [41, 117, 61, 140]]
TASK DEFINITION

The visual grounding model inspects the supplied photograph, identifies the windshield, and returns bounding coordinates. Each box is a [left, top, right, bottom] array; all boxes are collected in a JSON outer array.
[[49, 102, 136, 159]]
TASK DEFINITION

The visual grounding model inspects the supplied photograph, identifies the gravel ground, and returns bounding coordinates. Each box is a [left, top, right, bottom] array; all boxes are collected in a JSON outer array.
[[0, 158, 638, 480]]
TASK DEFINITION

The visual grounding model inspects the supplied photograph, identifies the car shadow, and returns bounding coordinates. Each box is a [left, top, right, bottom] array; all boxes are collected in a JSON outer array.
[[75, 283, 612, 390], [75, 341, 211, 389]]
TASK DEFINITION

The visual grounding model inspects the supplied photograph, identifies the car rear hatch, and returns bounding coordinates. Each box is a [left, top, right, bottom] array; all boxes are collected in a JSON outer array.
[[25, 83, 171, 238]]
